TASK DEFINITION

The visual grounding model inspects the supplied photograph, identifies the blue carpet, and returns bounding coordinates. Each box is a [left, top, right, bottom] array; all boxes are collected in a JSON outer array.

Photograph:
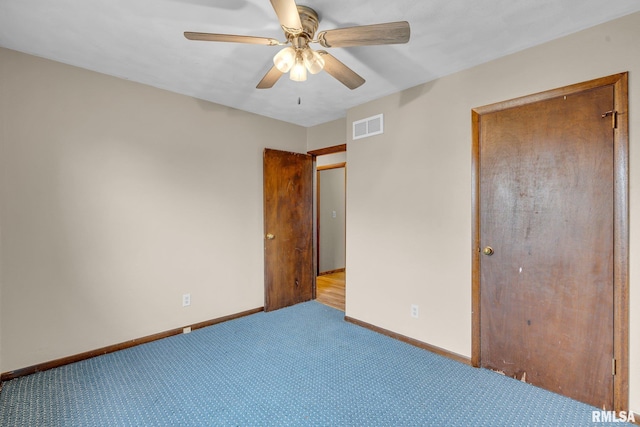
[[0, 301, 631, 426]]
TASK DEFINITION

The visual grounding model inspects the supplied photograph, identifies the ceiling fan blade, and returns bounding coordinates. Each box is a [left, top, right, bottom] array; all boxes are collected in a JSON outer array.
[[184, 32, 280, 46], [270, 0, 303, 34], [257, 65, 284, 89], [318, 51, 365, 90], [318, 21, 410, 48]]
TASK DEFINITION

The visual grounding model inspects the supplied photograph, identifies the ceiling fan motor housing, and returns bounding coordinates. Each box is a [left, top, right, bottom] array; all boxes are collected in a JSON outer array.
[[295, 6, 319, 40]]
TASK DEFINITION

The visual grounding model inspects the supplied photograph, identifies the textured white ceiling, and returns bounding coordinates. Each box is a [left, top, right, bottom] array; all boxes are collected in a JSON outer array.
[[1, 0, 639, 127]]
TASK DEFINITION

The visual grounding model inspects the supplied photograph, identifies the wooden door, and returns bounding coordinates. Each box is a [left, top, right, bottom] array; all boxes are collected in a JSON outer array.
[[263, 148, 314, 311], [473, 75, 629, 410]]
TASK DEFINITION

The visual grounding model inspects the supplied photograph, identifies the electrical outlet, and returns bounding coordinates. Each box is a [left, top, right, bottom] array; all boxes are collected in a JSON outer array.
[[183, 326, 192, 334], [411, 304, 419, 319], [182, 293, 191, 307]]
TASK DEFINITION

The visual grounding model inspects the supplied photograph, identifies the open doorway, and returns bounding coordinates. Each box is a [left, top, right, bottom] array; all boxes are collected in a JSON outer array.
[[309, 145, 346, 312], [317, 162, 345, 311]]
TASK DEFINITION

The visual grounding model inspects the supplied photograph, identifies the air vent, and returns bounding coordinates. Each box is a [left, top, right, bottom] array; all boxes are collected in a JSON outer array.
[[352, 114, 384, 140]]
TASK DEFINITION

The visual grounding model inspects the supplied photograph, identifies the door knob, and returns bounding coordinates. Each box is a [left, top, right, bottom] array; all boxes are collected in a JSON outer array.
[[266, 233, 275, 240], [482, 246, 494, 256]]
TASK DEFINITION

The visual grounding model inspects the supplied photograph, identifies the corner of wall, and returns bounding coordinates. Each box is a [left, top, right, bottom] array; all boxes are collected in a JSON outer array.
[[306, 117, 347, 152]]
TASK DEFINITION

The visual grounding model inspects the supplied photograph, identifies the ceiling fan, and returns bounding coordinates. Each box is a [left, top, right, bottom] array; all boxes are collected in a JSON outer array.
[[184, 0, 410, 90]]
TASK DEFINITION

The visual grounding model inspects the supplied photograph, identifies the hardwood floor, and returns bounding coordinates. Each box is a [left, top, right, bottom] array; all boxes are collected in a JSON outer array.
[[316, 271, 345, 311]]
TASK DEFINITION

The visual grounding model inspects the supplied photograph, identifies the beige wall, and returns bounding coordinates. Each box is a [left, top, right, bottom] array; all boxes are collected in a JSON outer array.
[[345, 12, 639, 413], [316, 152, 346, 168], [0, 47, 306, 372], [307, 118, 346, 152], [0, 225, 2, 371], [318, 167, 346, 273]]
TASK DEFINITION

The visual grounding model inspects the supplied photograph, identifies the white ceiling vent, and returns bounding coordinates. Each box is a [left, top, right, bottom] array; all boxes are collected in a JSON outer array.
[[352, 114, 384, 140]]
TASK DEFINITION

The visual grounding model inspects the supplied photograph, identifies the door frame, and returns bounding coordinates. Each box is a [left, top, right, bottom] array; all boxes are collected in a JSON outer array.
[[308, 144, 347, 293], [471, 73, 629, 412]]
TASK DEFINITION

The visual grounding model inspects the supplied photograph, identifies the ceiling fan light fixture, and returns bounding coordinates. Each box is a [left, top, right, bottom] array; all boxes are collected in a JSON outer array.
[[185, 4, 411, 90], [302, 48, 325, 74], [289, 52, 307, 82], [273, 46, 296, 73]]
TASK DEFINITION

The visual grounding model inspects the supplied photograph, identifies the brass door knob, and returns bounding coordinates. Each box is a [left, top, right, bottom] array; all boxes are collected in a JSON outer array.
[[266, 233, 275, 240], [482, 246, 494, 256]]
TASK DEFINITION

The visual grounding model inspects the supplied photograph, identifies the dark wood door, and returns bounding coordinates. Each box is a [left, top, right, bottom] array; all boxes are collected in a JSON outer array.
[[263, 148, 314, 311], [478, 86, 615, 408]]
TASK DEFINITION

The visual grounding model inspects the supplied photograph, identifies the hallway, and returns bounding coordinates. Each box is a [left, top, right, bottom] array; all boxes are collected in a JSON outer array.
[[315, 271, 345, 311]]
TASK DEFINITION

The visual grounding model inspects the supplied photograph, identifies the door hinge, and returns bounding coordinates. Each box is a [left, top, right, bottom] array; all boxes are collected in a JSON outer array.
[[602, 110, 618, 129], [612, 358, 616, 376]]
